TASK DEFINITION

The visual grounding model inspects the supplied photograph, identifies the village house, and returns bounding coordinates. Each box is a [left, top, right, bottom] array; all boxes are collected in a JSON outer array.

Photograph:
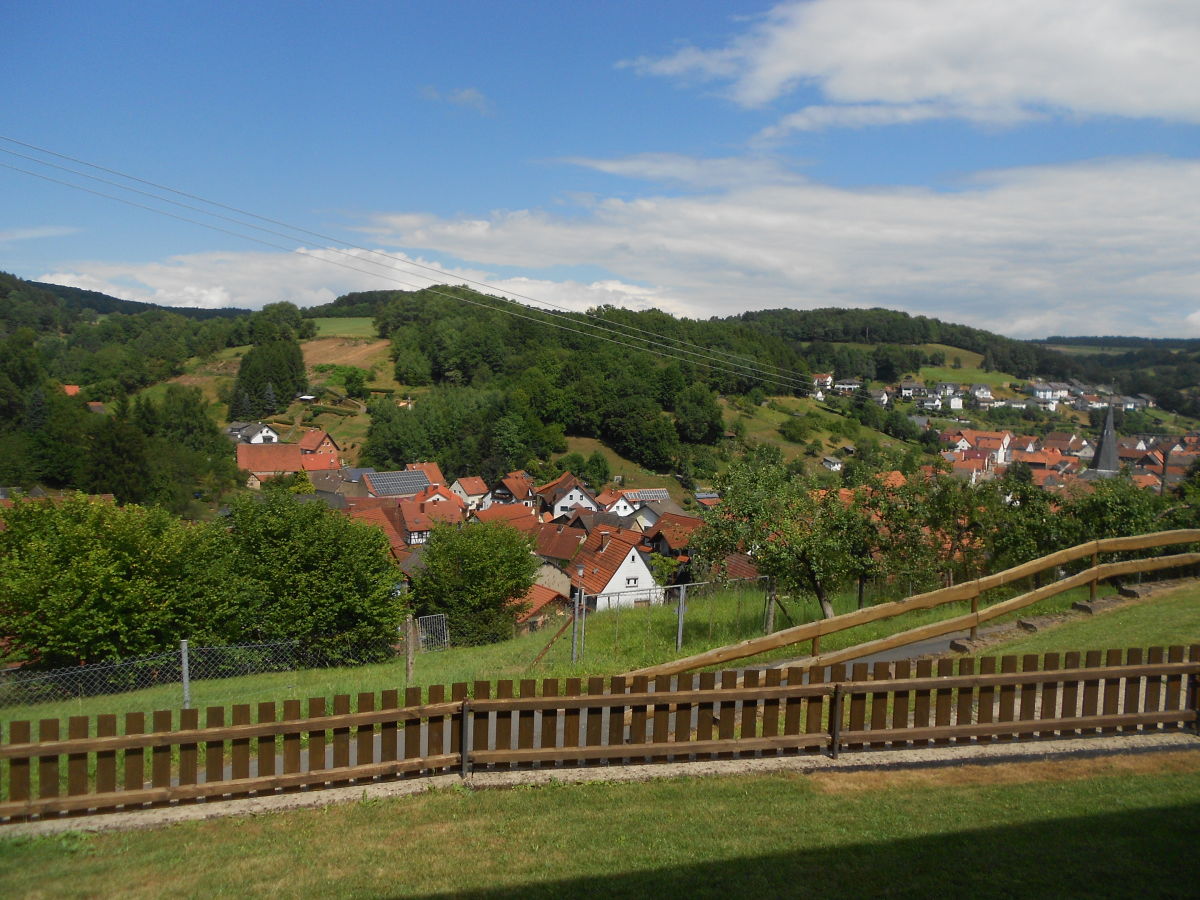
[[450, 476, 489, 511], [536, 471, 599, 518], [226, 422, 280, 444], [573, 526, 661, 610], [512, 584, 571, 635], [362, 469, 431, 499], [298, 429, 341, 463], [481, 470, 537, 509]]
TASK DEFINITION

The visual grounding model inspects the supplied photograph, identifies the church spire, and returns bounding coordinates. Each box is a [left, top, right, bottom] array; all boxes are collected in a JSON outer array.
[[1091, 404, 1120, 475]]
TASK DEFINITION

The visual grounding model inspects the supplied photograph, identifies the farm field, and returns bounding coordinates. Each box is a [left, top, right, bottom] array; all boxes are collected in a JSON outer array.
[[3, 758, 1198, 897]]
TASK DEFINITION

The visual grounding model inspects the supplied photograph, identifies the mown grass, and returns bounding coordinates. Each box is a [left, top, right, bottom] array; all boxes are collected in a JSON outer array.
[[973, 581, 1200, 659], [311, 317, 377, 339], [2, 765, 1198, 897]]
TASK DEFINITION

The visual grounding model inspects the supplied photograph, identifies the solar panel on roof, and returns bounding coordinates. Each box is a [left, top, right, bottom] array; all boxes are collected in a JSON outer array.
[[367, 470, 431, 496], [624, 488, 670, 501]]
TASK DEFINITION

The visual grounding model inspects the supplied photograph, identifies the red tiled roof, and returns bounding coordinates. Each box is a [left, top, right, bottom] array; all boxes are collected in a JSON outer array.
[[413, 484, 465, 508], [407, 461, 446, 486], [573, 527, 642, 595], [499, 471, 535, 502], [722, 552, 759, 580], [513, 584, 569, 624], [62, 384, 80, 396], [474, 503, 539, 532], [646, 513, 704, 552], [298, 429, 339, 452], [237, 443, 303, 474], [534, 523, 586, 562], [346, 506, 407, 557], [454, 476, 489, 496], [301, 454, 341, 472]]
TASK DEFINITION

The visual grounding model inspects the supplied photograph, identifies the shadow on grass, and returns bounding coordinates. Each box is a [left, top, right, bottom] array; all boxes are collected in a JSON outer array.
[[437, 802, 1200, 899]]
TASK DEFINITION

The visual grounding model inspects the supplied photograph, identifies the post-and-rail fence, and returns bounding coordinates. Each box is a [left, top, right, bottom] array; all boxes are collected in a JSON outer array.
[[2, 644, 1197, 823], [627, 528, 1200, 678]]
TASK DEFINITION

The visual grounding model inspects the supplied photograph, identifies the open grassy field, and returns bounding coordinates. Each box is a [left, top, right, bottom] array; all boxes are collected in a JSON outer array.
[[562, 436, 689, 504], [311, 317, 377, 339], [974, 581, 1200, 659], [3, 758, 1198, 897]]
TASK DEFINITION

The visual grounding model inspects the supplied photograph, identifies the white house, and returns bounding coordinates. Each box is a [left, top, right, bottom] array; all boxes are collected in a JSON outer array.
[[575, 528, 662, 610], [450, 476, 489, 511]]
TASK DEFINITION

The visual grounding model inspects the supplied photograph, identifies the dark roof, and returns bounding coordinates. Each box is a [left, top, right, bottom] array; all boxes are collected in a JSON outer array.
[[1091, 406, 1120, 475], [364, 469, 431, 497]]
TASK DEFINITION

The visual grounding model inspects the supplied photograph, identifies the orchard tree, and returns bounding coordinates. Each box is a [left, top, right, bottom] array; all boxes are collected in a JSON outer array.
[[410, 522, 539, 645]]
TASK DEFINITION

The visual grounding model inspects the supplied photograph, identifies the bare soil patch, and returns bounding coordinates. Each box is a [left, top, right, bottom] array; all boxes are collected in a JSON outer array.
[[301, 337, 391, 370]]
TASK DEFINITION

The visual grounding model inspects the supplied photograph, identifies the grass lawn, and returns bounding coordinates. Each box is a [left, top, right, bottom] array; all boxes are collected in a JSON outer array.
[[972, 581, 1200, 659], [2, 761, 1198, 897], [563, 437, 688, 505], [311, 317, 377, 338]]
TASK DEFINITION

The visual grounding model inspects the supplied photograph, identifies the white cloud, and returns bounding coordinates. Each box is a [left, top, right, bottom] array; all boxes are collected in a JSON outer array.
[[628, 0, 1200, 126], [560, 153, 802, 189], [0, 226, 78, 243], [421, 85, 494, 115], [41, 155, 1200, 338]]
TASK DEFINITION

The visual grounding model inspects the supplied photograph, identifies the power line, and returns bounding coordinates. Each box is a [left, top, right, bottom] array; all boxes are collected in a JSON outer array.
[[1, 156, 814, 394], [0, 136, 811, 392]]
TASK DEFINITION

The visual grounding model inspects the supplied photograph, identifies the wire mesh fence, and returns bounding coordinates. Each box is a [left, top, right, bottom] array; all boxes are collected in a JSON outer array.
[[574, 576, 773, 665], [0, 638, 400, 712], [416, 614, 450, 652]]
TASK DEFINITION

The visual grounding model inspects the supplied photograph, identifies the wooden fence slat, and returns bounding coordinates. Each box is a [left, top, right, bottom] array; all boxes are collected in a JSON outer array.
[[1017, 655, 1039, 738], [717, 671, 736, 759], [1061, 651, 1082, 735], [782, 668, 804, 752], [1039, 653, 1061, 738], [652, 674, 671, 762], [179, 709, 199, 788], [37, 720, 60, 800], [1165, 646, 1185, 729], [607, 676, 627, 763], [283, 700, 302, 775], [761, 669, 781, 751], [1081, 650, 1103, 734], [473, 682, 491, 767], [828, 664, 846, 752], [805, 666, 825, 754], [891, 661, 911, 749], [869, 661, 890, 749], [331, 695, 351, 774], [955, 658, 974, 741], [356, 693, 375, 772], [67, 717, 89, 798], [696, 672, 715, 757], [95, 715, 116, 795], [7, 721, 31, 806], [1101, 649, 1123, 734], [673, 674, 694, 754], [934, 659, 953, 747], [307, 698, 326, 774], [912, 660, 932, 748], [976, 658, 996, 745], [564, 679, 581, 763], [540, 679, 559, 765], [258, 702, 277, 779], [450, 683, 467, 769], [846, 663, 868, 751], [495, 681, 514, 766], [585, 677, 605, 765], [123, 713, 144, 795], [231, 705, 251, 782], [997, 656, 1018, 742], [205, 707, 224, 787], [630, 676, 649, 762], [1145, 647, 1165, 727], [380, 690, 399, 764], [517, 680, 536, 766], [1123, 649, 1144, 733], [403, 687, 421, 775], [427, 686, 445, 771], [151, 711, 172, 790], [738, 669, 759, 755]]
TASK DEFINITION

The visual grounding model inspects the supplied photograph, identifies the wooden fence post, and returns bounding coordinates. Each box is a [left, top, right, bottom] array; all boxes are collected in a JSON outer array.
[[829, 684, 842, 760], [1090, 552, 1099, 603], [969, 588, 980, 642]]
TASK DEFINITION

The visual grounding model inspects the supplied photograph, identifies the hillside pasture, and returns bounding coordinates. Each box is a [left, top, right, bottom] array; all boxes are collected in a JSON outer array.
[[311, 316, 377, 339]]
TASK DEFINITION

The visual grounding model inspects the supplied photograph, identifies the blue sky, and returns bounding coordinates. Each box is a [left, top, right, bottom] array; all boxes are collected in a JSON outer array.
[[3, 0, 1199, 338]]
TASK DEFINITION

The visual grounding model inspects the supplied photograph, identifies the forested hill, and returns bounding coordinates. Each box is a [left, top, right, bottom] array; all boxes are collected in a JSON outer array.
[[27, 277, 250, 320]]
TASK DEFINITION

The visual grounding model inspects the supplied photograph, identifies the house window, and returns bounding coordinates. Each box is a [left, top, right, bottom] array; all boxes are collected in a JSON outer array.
[[625, 576, 638, 588]]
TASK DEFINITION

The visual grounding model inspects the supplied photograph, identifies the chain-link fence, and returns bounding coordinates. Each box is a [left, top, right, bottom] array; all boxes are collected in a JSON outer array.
[[573, 576, 772, 666], [0, 638, 399, 711]]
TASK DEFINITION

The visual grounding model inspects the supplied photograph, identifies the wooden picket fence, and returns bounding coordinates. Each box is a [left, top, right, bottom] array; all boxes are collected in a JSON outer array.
[[2, 644, 1197, 823]]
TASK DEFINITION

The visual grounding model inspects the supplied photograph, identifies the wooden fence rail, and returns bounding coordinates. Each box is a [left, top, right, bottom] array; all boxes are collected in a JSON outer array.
[[626, 529, 1200, 677], [2, 644, 1197, 823]]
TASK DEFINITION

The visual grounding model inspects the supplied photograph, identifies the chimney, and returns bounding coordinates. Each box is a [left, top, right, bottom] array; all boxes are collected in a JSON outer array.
[[599, 531, 610, 552]]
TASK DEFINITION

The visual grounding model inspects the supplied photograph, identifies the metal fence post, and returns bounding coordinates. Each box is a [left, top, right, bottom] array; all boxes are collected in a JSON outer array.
[[180, 639, 191, 710], [675, 585, 687, 652], [405, 614, 415, 685]]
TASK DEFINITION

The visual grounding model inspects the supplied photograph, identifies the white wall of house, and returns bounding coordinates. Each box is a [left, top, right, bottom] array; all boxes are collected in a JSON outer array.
[[552, 486, 597, 515], [591, 551, 662, 610], [605, 497, 637, 517], [450, 481, 485, 510], [247, 426, 280, 444]]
